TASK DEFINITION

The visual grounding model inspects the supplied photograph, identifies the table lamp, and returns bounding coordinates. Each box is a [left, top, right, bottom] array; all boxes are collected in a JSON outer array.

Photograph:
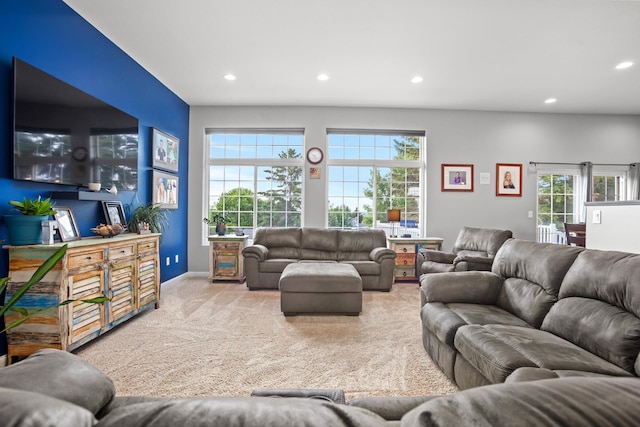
[[386, 209, 401, 238]]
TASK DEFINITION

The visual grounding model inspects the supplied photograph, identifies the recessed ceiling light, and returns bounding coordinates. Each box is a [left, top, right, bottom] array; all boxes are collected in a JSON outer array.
[[411, 76, 423, 83], [317, 73, 329, 81], [544, 98, 557, 104], [615, 61, 634, 70], [224, 74, 236, 81]]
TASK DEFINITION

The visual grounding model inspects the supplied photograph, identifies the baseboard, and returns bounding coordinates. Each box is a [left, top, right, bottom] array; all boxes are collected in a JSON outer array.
[[0, 354, 7, 367], [160, 271, 208, 288]]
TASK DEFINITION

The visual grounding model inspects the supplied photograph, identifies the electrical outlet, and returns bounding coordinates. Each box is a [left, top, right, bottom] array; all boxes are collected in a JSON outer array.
[[528, 210, 533, 218], [175, 255, 179, 263], [165, 257, 170, 266]]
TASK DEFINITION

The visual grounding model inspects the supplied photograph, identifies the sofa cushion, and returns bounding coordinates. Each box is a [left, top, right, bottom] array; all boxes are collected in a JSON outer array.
[[401, 377, 640, 427], [453, 227, 512, 257], [301, 228, 338, 260], [454, 324, 631, 384], [421, 303, 531, 348], [340, 260, 381, 276], [505, 366, 615, 383], [542, 249, 640, 375], [253, 227, 301, 259], [259, 258, 298, 273], [0, 387, 97, 427], [337, 229, 387, 261], [0, 349, 115, 415], [94, 397, 386, 427], [492, 240, 583, 327]]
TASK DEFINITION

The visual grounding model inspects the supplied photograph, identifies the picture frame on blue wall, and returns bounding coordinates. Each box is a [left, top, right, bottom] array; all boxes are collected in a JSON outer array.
[[152, 128, 179, 173], [152, 170, 179, 209]]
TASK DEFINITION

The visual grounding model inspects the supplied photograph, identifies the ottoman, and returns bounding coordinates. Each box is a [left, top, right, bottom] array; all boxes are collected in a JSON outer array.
[[279, 262, 363, 316]]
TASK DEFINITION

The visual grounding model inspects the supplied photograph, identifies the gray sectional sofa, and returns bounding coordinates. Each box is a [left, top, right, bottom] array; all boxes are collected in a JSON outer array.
[[1, 349, 640, 426], [242, 227, 397, 291], [420, 238, 640, 390]]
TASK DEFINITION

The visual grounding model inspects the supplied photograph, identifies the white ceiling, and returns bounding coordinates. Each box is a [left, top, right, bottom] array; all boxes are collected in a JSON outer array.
[[63, 0, 640, 114]]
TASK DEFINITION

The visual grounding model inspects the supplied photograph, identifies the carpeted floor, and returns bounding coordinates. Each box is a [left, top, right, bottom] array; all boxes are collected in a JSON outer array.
[[76, 275, 458, 400]]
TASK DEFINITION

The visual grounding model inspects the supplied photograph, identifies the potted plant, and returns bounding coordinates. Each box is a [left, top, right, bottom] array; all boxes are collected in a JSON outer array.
[[127, 203, 169, 234], [4, 196, 57, 245], [1, 244, 108, 332], [206, 212, 230, 236]]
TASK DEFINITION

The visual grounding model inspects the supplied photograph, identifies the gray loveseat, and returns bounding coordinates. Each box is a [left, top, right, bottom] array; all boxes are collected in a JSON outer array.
[[1, 348, 640, 426], [242, 227, 396, 291], [417, 226, 512, 274], [420, 238, 640, 390]]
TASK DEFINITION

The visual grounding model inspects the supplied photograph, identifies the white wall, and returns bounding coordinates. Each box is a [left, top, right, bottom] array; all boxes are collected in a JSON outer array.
[[188, 106, 640, 272], [586, 202, 640, 253]]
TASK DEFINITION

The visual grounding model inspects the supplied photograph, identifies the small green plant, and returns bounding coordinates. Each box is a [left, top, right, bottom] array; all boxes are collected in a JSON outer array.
[[9, 196, 57, 216], [127, 203, 169, 234], [209, 212, 230, 225], [0, 244, 108, 333]]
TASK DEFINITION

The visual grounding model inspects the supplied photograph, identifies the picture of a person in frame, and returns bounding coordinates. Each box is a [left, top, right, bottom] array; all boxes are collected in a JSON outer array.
[[453, 171, 464, 185], [156, 138, 167, 162], [503, 171, 516, 189]]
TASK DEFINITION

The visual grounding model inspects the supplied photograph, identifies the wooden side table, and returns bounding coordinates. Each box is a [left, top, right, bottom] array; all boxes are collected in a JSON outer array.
[[208, 235, 249, 282], [388, 237, 444, 282]]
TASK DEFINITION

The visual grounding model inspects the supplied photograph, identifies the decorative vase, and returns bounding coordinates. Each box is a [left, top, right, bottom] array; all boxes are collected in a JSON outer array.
[[4, 215, 48, 245], [215, 224, 227, 236]]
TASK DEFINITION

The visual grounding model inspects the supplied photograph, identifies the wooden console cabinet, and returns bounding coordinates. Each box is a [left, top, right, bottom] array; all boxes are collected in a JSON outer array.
[[4, 233, 160, 363], [208, 235, 248, 282], [388, 237, 443, 282]]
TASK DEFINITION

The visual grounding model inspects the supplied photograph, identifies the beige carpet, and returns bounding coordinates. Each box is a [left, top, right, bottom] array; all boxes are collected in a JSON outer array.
[[76, 276, 458, 400]]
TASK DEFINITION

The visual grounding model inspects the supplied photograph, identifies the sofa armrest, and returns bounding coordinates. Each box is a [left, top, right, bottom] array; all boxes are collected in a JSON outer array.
[[453, 254, 493, 266], [421, 249, 456, 264], [348, 396, 439, 421], [369, 247, 396, 263], [420, 271, 503, 306], [242, 244, 269, 261]]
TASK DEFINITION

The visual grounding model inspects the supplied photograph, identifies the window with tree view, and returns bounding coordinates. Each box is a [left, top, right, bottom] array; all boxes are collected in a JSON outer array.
[[206, 130, 304, 238], [327, 130, 424, 237]]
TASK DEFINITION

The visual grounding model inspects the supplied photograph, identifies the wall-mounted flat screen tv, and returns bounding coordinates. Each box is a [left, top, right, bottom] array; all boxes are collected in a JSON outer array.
[[12, 57, 139, 190]]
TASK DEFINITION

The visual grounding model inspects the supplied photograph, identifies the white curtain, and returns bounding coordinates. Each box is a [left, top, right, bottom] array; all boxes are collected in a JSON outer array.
[[577, 161, 593, 223], [628, 163, 640, 200]]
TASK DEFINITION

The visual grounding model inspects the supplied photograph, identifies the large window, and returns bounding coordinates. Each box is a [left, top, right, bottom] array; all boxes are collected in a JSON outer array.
[[206, 129, 304, 239], [536, 167, 627, 243], [327, 130, 425, 237]]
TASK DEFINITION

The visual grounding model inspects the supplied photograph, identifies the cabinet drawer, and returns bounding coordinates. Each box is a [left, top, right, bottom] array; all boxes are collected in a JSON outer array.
[[68, 249, 104, 269], [108, 243, 135, 260], [391, 243, 415, 254], [213, 241, 241, 251], [137, 238, 158, 253], [396, 253, 415, 266], [394, 266, 415, 279]]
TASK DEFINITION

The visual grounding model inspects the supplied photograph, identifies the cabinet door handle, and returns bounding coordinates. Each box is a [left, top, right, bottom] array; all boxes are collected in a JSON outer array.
[[86, 256, 93, 260], [402, 248, 408, 253], [403, 260, 408, 265]]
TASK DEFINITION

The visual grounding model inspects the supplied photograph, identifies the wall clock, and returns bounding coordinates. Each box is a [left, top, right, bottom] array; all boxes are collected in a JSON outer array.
[[306, 147, 324, 164]]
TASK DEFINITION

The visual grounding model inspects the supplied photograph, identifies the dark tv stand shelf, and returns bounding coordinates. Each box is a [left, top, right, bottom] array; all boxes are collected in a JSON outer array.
[[51, 191, 122, 202]]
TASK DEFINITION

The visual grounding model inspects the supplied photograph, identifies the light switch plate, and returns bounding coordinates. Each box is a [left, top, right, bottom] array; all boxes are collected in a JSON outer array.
[[593, 210, 601, 224]]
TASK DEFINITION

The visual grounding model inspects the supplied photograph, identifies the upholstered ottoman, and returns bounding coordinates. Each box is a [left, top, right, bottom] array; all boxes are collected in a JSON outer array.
[[279, 262, 362, 316]]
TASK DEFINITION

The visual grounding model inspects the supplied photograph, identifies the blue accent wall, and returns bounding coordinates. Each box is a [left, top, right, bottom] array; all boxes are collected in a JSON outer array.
[[0, 0, 190, 353]]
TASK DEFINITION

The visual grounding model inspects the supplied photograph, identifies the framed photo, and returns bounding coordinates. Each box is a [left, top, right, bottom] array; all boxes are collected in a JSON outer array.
[[310, 167, 321, 179], [153, 170, 179, 209], [102, 201, 128, 230], [54, 206, 81, 242], [441, 164, 474, 192], [496, 163, 523, 197], [152, 128, 179, 173]]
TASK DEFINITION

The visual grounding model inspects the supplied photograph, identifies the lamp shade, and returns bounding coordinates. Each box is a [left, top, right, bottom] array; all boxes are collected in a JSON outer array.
[[386, 209, 401, 222]]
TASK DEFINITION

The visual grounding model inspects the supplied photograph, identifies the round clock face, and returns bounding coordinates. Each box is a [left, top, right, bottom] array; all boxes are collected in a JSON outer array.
[[307, 147, 324, 164]]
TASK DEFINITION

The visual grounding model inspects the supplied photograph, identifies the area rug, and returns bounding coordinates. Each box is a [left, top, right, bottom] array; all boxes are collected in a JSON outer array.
[[76, 276, 458, 400]]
